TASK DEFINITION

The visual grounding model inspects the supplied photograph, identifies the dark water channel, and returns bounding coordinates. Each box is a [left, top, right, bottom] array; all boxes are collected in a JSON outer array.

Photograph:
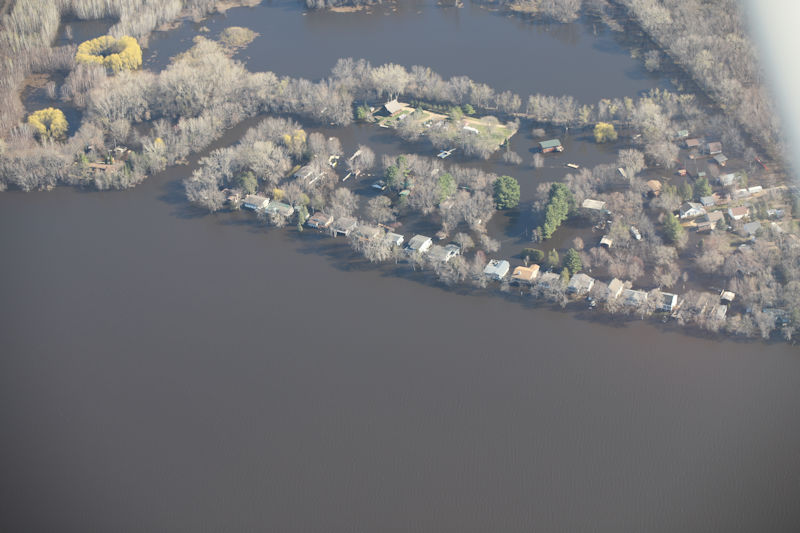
[[3, 2, 800, 532]]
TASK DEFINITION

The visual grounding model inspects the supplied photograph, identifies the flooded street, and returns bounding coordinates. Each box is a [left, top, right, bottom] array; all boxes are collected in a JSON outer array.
[[2, 1, 800, 532]]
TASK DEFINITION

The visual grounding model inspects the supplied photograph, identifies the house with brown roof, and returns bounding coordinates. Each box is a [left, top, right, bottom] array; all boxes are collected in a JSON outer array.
[[511, 265, 540, 285], [728, 206, 749, 221]]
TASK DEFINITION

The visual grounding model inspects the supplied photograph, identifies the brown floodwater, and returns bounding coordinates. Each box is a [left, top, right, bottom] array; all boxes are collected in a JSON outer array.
[[2, 2, 800, 532]]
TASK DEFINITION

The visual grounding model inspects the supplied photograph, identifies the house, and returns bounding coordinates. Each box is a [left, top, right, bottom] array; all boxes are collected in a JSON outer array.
[[728, 206, 749, 221], [742, 221, 761, 236], [699, 195, 716, 207], [353, 224, 382, 241], [707, 141, 723, 155], [539, 139, 563, 153], [747, 185, 763, 195], [427, 244, 460, 263], [511, 265, 540, 285], [384, 232, 404, 247], [622, 289, 648, 307], [537, 271, 562, 289], [265, 202, 294, 217], [405, 234, 433, 254], [659, 292, 678, 312], [685, 138, 700, 149], [483, 259, 510, 281], [581, 198, 607, 211], [713, 153, 728, 167], [382, 99, 406, 116], [567, 273, 595, 295], [718, 173, 736, 187], [600, 235, 613, 248], [720, 290, 736, 304], [242, 194, 270, 211], [607, 278, 624, 300], [293, 165, 317, 183], [680, 202, 706, 219], [696, 210, 725, 232], [306, 212, 333, 229], [332, 216, 357, 236], [712, 304, 728, 321]]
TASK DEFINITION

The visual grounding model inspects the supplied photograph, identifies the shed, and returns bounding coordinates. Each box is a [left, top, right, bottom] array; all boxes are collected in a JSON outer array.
[[581, 198, 607, 211], [483, 259, 510, 281], [539, 139, 563, 153], [707, 141, 723, 155], [332, 216, 358, 236], [728, 206, 749, 221], [306, 212, 333, 229], [747, 185, 763, 195], [600, 235, 613, 248], [242, 194, 270, 211], [567, 273, 595, 295], [713, 153, 728, 166], [405, 234, 433, 254], [685, 138, 700, 149], [511, 265, 540, 285], [630, 226, 642, 240]]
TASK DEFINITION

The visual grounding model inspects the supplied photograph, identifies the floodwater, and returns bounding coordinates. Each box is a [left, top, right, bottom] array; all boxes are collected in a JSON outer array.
[[3, 2, 800, 532]]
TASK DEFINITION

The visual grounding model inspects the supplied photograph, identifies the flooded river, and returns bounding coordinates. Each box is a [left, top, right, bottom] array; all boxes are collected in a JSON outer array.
[[2, 2, 800, 532]]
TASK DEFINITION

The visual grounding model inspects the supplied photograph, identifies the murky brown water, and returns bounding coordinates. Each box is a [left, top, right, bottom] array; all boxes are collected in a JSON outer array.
[[3, 2, 800, 532]]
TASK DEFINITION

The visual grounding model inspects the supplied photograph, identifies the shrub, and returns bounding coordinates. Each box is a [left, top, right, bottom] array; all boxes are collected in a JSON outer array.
[[76, 35, 142, 73], [219, 26, 257, 48], [27, 108, 68, 140]]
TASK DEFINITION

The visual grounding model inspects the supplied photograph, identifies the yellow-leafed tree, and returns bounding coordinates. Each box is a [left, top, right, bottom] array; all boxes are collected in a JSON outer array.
[[76, 35, 142, 73], [593, 122, 618, 143], [27, 108, 68, 140]]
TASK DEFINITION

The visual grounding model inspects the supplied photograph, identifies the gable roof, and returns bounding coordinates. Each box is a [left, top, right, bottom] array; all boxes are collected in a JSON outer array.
[[539, 139, 562, 149]]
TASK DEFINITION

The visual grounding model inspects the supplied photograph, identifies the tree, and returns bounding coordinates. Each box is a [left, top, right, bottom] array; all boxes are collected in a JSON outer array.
[[493, 175, 520, 209], [663, 212, 685, 244], [27, 108, 68, 140], [437, 172, 456, 203], [541, 183, 574, 239], [330, 187, 358, 219], [546, 249, 560, 269], [693, 176, 712, 199], [237, 171, 257, 195], [593, 122, 618, 143], [366, 195, 395, 225], [564, 248, 582, 275], [346, 144, 375, 178]]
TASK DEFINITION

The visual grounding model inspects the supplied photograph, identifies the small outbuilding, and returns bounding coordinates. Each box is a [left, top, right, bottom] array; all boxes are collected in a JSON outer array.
[[539, 139, 563, 153], [707, 141, 723, 155], [600, 235, 613, 248], [713, 153, 728, 167], [581, 198, 607, 211]]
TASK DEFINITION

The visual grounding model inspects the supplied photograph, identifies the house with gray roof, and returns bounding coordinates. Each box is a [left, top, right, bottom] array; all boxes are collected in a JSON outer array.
[[242, 194, 270, 211], [567, 273, 595, 295], [483, 259, 510, 281]]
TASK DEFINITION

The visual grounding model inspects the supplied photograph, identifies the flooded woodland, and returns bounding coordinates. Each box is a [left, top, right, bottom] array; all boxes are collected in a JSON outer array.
[[2, 1, 800, 531]]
